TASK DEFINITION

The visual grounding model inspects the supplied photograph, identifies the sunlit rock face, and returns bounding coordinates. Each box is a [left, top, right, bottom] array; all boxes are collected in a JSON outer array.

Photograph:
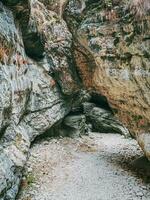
[[65, 0, 150, 138]]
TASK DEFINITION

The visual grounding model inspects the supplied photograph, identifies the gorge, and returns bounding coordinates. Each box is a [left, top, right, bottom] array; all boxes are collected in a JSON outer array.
[[0, 0, 150, 199]]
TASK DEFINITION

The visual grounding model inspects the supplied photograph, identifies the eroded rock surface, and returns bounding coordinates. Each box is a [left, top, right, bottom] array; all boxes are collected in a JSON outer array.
[[64, 0, 150, 156], [83, 102, 130, 136], [0, 0, 150, 199], [0, 0, 79, 199]]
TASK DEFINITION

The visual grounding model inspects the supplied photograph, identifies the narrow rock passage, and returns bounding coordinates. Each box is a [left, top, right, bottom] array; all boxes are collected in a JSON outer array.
[[17, 133, 150, 200]]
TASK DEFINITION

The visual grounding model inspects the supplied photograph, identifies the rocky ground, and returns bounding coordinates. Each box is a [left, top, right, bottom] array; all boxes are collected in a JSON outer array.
[[17, 133, 150, 200], [0, 1, 150, 199]]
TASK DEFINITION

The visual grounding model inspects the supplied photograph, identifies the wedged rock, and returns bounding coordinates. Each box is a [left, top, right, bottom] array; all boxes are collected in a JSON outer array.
[[83, 102, 96, 115], [83, 102, 130, 136], [41, 114, 87, 138], [63, 114, 86, 137]]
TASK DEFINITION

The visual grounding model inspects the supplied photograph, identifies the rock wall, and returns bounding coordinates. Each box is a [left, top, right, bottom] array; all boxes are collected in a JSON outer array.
[[0, 0, 149, 199], [64, 0, 150, 156], [0, 0, 80, 199]]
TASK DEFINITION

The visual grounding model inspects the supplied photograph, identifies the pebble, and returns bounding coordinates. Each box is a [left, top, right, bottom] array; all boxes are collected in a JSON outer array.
[[18, 133, 150, 200], [136, 192, 144, 197]]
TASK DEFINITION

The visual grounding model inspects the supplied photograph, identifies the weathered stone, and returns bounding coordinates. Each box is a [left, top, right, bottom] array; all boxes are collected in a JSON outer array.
[[0, 1, 77, 199], [83, 102, 96, 115], [83, 103, 130, 136], [65, 0, 150, 155], [63, 114, 86, 137], [0, 0, 150, 199]]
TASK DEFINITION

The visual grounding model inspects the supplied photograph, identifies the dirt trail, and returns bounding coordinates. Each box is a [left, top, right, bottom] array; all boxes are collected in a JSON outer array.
[[17, 133, 150, 200]]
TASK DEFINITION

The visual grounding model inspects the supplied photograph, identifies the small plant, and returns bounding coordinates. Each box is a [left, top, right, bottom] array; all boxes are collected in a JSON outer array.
[[20, 173, 35, 190], [26, 173, 36, 186]]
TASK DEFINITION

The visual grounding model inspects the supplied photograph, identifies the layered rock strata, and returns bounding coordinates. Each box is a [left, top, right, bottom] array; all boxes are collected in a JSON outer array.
[[65, 0, 150, 157], [0, 0, 150, 199]]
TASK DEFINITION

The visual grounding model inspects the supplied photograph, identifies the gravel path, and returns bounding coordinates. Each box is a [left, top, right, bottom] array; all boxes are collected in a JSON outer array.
[[17, 133, 150, 200]]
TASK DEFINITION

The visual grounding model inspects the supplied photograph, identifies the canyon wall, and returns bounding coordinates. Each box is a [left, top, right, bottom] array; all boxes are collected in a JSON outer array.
[[65, 0, 150, 157], [0, 0, 80, 198], [0, 0, 149, 199]]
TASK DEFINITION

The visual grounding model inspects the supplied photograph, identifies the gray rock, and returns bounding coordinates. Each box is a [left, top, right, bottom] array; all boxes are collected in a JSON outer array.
[[83, 103, 130, 136], [61, 114, 86, 137], [0, 0, 149, 199], [0, 1, 76, 199]]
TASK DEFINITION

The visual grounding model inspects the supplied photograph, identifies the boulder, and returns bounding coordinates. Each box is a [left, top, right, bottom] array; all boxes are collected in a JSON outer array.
[[62, 114, 86, 137], [83, 102, 130, 136]]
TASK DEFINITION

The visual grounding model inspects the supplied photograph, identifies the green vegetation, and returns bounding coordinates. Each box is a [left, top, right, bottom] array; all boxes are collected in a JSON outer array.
[[26, 173, 36, 186]]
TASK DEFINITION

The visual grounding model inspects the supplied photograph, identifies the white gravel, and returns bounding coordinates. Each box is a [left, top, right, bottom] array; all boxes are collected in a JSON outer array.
[[17, 133, 150, 200]]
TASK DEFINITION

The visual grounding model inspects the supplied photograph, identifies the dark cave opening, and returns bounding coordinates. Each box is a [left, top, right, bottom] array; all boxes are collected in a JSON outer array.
[[90, 92, 113, 112], [23, 32, 45, 60]]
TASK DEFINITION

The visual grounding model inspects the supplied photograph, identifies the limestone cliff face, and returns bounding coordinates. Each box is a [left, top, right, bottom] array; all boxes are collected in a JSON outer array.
[[65, 0, 150, 156], [0, 0, 150, 199], [0, 0, 80, 199]]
